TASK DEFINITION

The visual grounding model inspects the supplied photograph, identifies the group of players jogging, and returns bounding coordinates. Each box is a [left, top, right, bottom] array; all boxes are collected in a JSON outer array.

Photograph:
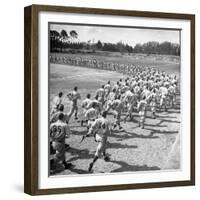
[[49, 64, 178, 174]]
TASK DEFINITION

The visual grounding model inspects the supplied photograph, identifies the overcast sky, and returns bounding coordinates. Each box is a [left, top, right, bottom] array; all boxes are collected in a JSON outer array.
[[50, 24, 180, 47]]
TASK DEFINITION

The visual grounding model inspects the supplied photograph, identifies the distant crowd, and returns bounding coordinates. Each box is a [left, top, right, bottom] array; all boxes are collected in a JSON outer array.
[[50, 54, 150, 75]]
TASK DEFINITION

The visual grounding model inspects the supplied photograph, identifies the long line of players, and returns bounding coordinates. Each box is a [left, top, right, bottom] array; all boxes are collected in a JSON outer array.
[[49, 66, 178, 174], [50, 54, 150, 75]]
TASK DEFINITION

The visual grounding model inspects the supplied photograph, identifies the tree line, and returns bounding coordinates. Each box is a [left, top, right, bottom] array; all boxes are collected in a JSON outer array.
[[50, 29, 180, 56], [133, 41, 180, 56]]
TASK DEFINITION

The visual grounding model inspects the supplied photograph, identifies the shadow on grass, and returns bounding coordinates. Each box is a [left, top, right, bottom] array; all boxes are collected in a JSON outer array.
[[67, 147, 94, 162], [107, 141, 138, 149], [145, 123, 167, 128], [146, 127, 178, 135], [110, 131, 159, 141], [68, 165, 92, 174], [156, 115, 177, 119], [157, 119, 180, 125], [167, 110, 180, 114], [155, 118, 180, 127], [110, 160, 160, 172]]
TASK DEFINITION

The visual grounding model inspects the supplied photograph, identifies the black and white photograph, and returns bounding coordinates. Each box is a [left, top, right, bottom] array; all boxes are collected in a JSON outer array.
[[49, 23, 181, 176]]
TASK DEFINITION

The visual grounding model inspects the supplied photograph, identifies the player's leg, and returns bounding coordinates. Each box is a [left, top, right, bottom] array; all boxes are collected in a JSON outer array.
[[102, 140, 110, 161], [100, 97, 105, 107], [74, 104, 78, 120], [80, 109, 85, 126], [139, 111, 145, 128], [138, 111, 141, 127], [88, 142, 102, 172], [128, 104, 134, 120], [124, 104, 130, 122], [50, 143, 62, 174], [117, 112, 123, 129], [112, 110, 117, 129], [113, 111, 122, 129], [51, 141, 71, 174], [140, 116, 144, 128], [68, 106, 75, 120], [170, 95, 173, 108], [82, 109, 91, 126], [172, 93, 177, 108], [87, 119, 93, 131], [141, 111, 146, 129], [160, 97, 163, 111], [163, 97, 167, 111], [173, 94, 176, 107], [151, 103, 156, 119], [123, 112, 128, 123]]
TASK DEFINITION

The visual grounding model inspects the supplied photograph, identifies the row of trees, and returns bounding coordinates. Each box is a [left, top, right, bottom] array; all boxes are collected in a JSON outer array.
[[96, 40, 134, 53], [134, 41, 180, 56], [50, 30, 79, 52], [50, 29, 180, 56]]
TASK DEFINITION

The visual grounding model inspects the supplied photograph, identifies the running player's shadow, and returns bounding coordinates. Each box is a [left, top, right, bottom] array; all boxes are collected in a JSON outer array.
[[65, 147, 95, 174], [109, 160, 160, 172], [156, 115, 177, 119], [111, 131, 159, 140], [157, 118, 180, 124], [145, 123, 167, 128], [145, 127, 179, 135], [166, 110, 181, 114], [67, 147, 94, 161], [67, 165, 91, 174], [155, 119, 180, 127], [107, 141, 138, 149]]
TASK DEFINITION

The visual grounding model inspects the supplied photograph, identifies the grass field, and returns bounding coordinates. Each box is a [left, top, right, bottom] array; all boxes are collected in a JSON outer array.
[[50, 64, 127, 111], [50, 59, 181, 175]]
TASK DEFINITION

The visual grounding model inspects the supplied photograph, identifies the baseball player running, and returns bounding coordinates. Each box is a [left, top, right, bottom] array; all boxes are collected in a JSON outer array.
[[84, 111, 111, 172]]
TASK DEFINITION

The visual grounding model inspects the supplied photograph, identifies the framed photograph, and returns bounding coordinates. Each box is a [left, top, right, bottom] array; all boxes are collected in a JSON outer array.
[[24, 5, 195, 195]]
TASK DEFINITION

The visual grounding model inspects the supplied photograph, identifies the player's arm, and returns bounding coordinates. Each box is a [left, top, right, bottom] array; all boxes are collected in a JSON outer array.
[[55, 97, 61, 108], [95, 90, 99, 98], [80, 120, 98, 143]]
